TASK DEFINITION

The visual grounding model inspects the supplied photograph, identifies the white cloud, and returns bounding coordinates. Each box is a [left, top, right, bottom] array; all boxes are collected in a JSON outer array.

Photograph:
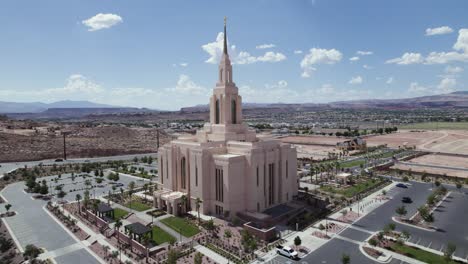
[[294, 50, 303, 54], [300, 48, 342, 78], [265, 80, 288, 89], [388, 29, 468, 65], [408, 82, 428, 93], [437, 78, 456, 93], [357, 50, 373, 55], [386, 77, 394, 84], [425, 51, 468, 64], [201, 32, 226, 64], [445, 66, 463, 74], [236, 51, 286, 64], [425, 26, 453, 36], [363, 64, 373, 70], [453, 29, 468, 53], [256, 44, 275, 49], [167, 74, 206, 95], [386, 52, 423, 65], [256, 51, 287, 63], [349, 56, 360, 61], [202, 33, 286, 65], [82, 13, 123, 31], [180, 63, 188, 67], [349, 76, 363, 84]]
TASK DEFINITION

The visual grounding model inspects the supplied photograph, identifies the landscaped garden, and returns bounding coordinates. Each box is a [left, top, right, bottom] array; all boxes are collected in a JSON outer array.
[[152, 225, 176, 245], [112, 208, 129, 221], [124, 200, 151, 212], [390, 243, 459, 264], [161, 216, 200, 237], [320, 178, 384, 198]]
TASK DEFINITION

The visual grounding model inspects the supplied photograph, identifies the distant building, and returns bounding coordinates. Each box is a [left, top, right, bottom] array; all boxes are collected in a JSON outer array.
[[337, 137, 367, 151], [155, 20, 298, 219]]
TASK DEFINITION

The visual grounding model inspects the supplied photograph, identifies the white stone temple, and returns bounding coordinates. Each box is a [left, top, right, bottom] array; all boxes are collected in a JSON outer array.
[[155, 19, 298, 219]]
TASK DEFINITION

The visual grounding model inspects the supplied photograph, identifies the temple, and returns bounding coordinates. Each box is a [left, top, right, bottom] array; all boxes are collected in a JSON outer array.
[[155, 18, 298, 219]]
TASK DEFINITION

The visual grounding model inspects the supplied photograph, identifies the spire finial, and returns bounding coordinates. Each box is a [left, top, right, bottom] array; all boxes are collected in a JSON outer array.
[[223, 17, 228, 55]]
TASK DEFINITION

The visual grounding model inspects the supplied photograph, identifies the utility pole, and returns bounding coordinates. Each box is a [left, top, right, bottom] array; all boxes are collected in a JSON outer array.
[[62, 132, 69, 160], [156, 129, 160, 149]]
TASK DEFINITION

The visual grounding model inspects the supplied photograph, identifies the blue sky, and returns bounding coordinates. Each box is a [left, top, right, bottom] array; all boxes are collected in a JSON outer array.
[[0, 0, 467, 110]]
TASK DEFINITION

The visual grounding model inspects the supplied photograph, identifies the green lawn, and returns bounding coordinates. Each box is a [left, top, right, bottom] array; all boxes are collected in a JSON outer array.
[[320, 178, 383, 198], [391, 244, 458, 264], [124, 200, 152, 212], [340, 159, 366, 168], [161, 216, 200, 237], [400, 122, 468, 130], [112, 208, 129, 221], [152, 225, 176, 245]]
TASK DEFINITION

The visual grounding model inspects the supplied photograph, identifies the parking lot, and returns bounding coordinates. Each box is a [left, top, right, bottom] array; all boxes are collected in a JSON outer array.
[[0, 172, 150, 264], [273, 180, 468, 263]]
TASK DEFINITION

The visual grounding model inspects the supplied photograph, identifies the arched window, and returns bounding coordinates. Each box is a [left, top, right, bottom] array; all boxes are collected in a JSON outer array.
[[231, 99, 237, 124], [181, 157, 186, 189], [215, 99, 220, 124]]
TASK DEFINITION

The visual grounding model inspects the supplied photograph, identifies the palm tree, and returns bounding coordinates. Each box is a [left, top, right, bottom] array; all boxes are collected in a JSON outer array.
[[309, 164, 314, 184], [143, 183, 149, 201], [142, 233, 152, 262], [114, 219, 123, 261], [102, 245, 110, 260], [195, 197, 202, 224], [83, 190, 90, 209], [75, 194, 82, 213], [180, 195, 188, 215]]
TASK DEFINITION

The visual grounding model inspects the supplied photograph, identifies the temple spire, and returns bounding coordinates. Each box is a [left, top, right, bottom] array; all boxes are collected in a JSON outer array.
[[223, 17, 228, 55]]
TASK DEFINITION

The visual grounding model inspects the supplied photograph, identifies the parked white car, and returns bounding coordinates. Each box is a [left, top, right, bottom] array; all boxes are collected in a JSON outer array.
[[276, 245, 299, 259]]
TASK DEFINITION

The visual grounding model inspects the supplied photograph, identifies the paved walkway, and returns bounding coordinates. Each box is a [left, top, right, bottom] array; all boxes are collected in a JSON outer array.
[[194, 244, 230, 264]]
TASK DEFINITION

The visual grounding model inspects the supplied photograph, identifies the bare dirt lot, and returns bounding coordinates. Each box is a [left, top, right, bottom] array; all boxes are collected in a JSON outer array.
[[0, 126, 170, 162], [392, 153, 468, 179], [366, 130, 468, 155], [292, 144, 338, 159], [392, 163, 468, 179], [409, 154, 468, 169], [280, 135, 343, 146]]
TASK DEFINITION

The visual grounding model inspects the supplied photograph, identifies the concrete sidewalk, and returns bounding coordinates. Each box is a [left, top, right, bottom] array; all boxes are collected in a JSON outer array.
[[194, 244, 230, 264]]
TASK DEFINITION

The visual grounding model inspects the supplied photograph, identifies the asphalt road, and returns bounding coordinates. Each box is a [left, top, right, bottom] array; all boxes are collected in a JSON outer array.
[[273, 180, 468, 263], [0, 153, 158, 176]]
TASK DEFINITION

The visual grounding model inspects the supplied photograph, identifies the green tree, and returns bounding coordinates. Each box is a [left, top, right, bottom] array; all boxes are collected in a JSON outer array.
[[444, 242, 456, 262], [368, 238, 377, 247], [167, 249, 179, 264], [194, 252, 203, 264], [23, 244, 41, 260], [395, 205, 407, 218], [341, 253, 351, 264], [294, 236, 302, 247], [4, 204, 12, 213], [76, 194, 82, 213]]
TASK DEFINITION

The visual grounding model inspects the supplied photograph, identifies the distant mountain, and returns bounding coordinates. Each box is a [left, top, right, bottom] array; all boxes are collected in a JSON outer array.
[[181, 91, 468, 112], [329, 91, 468, 109], [0, 100, 119, 113]]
